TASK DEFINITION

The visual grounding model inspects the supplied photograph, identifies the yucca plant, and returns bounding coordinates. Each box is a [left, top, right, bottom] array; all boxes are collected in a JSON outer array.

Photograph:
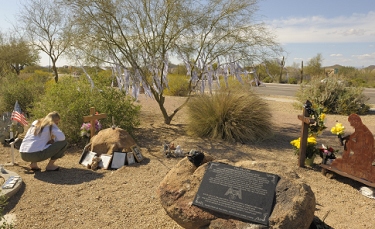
[[187, 88, 273, 143]]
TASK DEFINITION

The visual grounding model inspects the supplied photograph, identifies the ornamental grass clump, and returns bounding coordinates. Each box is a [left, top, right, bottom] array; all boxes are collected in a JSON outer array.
[[186, 89, 273, 143]]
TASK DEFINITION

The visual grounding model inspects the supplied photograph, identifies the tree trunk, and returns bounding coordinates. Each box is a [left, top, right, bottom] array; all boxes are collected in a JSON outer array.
[[52, 60, 59, 83], [155, 93, 191, 125]]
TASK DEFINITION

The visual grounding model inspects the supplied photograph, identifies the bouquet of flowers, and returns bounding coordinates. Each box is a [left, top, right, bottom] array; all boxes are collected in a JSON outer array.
[[319, 144, 337, 164], [309, 107, 327, 137], [80, 120, 102, 137], [330, 122, 345, 145], [290, 135, 319, 159]]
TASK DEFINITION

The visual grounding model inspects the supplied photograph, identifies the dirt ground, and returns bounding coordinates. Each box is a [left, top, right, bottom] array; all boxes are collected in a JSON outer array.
[[1, 93, 375, 229]]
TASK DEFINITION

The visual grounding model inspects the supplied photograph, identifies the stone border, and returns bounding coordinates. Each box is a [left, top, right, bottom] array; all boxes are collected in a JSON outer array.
[[0, 167, 23, 198]]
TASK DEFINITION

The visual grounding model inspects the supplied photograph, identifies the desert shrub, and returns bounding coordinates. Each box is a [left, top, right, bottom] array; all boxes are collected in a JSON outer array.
[[296, 76, 370, 115], [288, 77, 298, 84], [0, 74, 46, 115], [220, 76, 245, 88], [262, 76, 273, 83], [30, 76, 140, 145], [22, 65, 49, 74], [0, 194, 13, 229], [186, 88, 274, 143], [347, 77, 367, 87], [28, 70, 52, 83], [163, 74, 190, 96]]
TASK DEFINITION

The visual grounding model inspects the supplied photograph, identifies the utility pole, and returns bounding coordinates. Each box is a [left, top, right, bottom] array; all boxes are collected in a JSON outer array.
[[300, 61, 304, 83], [278, 56, 285, 83]]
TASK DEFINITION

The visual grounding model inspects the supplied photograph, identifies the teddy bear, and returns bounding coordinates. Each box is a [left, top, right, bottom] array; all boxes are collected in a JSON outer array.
[[87, 156, 102, 170]]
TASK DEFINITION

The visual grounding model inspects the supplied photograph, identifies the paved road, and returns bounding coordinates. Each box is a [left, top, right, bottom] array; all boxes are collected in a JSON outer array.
[[252, 83, 375, 105]]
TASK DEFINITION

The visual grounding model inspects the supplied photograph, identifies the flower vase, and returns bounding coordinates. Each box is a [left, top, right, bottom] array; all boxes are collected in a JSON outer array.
[[338, 134, 344, 146], [322, 156, 327, 164], [305, 154, 316, 166]]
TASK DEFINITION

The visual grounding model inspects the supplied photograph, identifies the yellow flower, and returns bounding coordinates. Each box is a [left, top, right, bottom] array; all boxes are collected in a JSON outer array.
[[290, 138, 301, 149], [331, 122, 345, 135], [319, 113, 326, 121], [307, 136, 317, 145]]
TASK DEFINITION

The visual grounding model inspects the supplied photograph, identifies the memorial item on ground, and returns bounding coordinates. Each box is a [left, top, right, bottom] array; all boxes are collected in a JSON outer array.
[[331, 114, 375, 179], [187, 149, 205, 167], [163, 142, 185, 158], [319, 144, 337, 165], [321, 114, 375, 186], [330, 121, 346, 146], [111, 152, 126, 169], [296, 100, 327, 167], [80, 120, 101, 138], [88, 156, 101, 170], [99, 154, 112, 169], [290, 136, 319, 159], [192, 162, 280, 226], [126, 152, 135, 165], [79, 127, 143, 169], [82, 107, 107, 138], [131, 145, 144, 162], [80, 151, 97, 167]]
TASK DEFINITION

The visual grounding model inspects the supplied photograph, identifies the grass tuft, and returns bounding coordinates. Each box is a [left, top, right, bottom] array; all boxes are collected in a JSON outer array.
[[187, 88, 274, 143]]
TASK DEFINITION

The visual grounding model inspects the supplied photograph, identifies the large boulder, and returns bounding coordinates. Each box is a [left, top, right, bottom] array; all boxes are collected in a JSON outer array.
[[157, 154, 315, 229], [89, 127, 137, 155]]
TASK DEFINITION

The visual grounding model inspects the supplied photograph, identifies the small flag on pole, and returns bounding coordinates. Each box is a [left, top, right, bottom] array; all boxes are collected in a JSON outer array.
[[11, 101, 28, 126]]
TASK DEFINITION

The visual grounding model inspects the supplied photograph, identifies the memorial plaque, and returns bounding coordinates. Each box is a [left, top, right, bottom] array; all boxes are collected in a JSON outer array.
[[193, 162, 280, 226]]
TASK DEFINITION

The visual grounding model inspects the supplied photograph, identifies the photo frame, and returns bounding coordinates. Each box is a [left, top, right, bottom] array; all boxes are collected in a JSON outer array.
[[80, 151, 97, 166], [131, 145, 144, 162], [126, 152, 135, 165], [111, 152, 126, 169], [99, 154, 112, 169]]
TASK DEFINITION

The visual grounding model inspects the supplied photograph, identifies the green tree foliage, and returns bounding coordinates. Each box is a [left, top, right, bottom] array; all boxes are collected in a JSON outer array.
[[186, 89, 273, 143], [304, 53, 323, 77], [30, 76, 140, 145], [163, 74, 190, 96], [0, 34, 39, 75], [338, 66, 375, 88], [61, 0, 281, 124], [19, 0, 74, 82], [0, 74, 46, 115], [254, 61, 278, 82], [296, 76, 370, 115], [22, 65, 51, 74]]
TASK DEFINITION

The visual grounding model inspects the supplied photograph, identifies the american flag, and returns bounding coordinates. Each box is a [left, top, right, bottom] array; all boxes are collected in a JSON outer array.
[[11, 101, 28, 126]]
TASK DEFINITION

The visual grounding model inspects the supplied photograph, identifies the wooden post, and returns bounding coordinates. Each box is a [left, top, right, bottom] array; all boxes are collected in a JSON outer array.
[[83, 107, 107, 138], [297, 101, 315, 167]]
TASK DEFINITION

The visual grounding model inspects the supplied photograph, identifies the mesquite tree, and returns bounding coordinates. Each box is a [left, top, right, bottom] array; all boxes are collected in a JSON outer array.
[[62, 0, 281, 124], [19, 0, 73, 82]]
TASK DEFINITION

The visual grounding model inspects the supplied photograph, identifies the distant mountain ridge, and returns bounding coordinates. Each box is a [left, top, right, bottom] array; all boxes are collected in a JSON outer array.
[[324, 64, 375, 71]]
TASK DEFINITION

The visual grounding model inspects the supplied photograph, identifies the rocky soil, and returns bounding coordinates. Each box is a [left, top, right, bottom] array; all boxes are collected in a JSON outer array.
[[1, 93, 375, 229]]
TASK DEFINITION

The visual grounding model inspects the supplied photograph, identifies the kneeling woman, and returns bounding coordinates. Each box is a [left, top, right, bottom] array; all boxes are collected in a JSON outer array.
[[20, 111, 67, 171]]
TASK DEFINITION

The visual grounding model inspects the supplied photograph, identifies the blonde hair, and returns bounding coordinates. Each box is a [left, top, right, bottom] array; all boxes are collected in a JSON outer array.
[[33, 111, 60, 136]]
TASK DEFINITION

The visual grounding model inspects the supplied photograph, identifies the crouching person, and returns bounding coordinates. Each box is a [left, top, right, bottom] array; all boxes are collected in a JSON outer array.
[[20, 111, 67, 171]]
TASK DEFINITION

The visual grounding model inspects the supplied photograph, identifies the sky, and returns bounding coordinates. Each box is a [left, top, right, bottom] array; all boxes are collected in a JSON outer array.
[[0, 0, 374, 68]]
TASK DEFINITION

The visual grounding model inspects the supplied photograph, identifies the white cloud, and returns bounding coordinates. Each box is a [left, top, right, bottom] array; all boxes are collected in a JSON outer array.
[[267, 11, 375, 43], [330, 54, 343, 57], [352, 52, 375, 60]]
